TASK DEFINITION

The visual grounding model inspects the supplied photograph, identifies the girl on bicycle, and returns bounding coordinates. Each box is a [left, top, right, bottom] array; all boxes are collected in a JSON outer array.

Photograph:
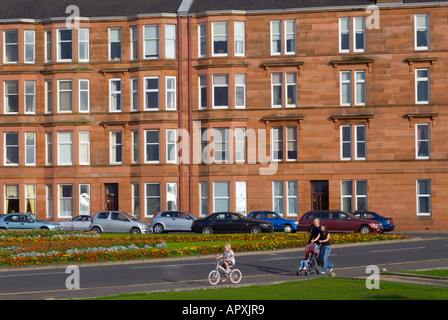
[[217, 242, 235, 273]]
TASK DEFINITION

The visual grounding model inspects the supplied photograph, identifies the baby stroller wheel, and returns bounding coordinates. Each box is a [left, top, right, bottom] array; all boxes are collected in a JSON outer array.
[[296, 270, 302, 276], [305, 270, 309, 276]]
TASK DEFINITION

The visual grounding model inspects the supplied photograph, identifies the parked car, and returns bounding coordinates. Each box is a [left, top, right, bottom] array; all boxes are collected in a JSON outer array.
[[248, 211, 298, 233], [192, 212, 274, 234], [58, 215, 93, 231], [90, 211, 150, 234], [298, 210, 383, 234], [151, 211, 197, 234], [352, 210, 395, 232], [0, 213, 62, 231]]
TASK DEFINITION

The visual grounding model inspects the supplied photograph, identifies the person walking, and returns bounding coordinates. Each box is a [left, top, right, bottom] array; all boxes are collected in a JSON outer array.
[[318, 224, 334, 274], [308, 218, 321, 244]]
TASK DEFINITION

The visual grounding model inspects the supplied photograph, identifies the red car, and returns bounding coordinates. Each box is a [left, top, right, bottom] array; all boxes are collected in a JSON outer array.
[[298, 210, 383, 234]]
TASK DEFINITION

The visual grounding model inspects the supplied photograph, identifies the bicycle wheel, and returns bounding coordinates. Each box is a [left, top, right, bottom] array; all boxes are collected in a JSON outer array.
[[208, 270, 220, 285], [229, 269, 242, 284]]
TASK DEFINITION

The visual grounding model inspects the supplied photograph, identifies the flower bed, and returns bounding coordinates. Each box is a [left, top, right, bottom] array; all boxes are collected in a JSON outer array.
[[0, 230, 407, 267]]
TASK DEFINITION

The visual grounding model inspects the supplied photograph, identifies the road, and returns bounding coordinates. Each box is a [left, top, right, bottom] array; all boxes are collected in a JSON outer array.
[[0, 237, 447, 300]]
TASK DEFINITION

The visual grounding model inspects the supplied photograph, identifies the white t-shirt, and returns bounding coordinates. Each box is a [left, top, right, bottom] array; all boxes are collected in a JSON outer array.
[[223, 250, 235, 265]]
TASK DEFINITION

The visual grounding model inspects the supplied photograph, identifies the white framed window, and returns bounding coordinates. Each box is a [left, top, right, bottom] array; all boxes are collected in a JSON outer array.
[[109, 28, 121, 61], [286, 73, 297, 107], [24, 30, 35, 63], [130, 26, 138, 60], [79, 131, 90, 165], [4, 185, 19, 213], [416, 123, 430, 159], [45, 132, 53, 165], [166, 129, 177, 164], [286, 126, 297, 161], [271, 73, 283, 108], [353, 17, 365, 53], [272, 126, 283, 161], [57, 79, 73, 113], [131, 78, 139, 111], [340, 125, 352, 160], [416, 179, 431, 216], [144, 76, 159, 110], [339, 17, 350, 53], [45, 80, 53, 113], [355, 180, 368, 211], [57, 131, 73, 165], [145, 183, 160, 217], [235, 74, 246, 109], [285, 20, 296, 55], [287, 181, 298, 216], [198, 23, 207, 57], [165, 24, 176, 59], [199, 182, 208, 216], [45, 30, 52, 62], [144, 25, 159, 59], [25, 184, 36, 214], [46, 184, 53, 218], [415, 14, 429, 51], [110, 131, 123, 164], [79, 79, 90, 112], [273, 181, 284, 215], [212, 74, 229, 108], [3, 30, 18, 63], [25, 132, 36, 166], [213, 128, 229, 163], [24, 80, 36, 114], [235, 127, 246, 163], [145, 130, 160, 163], [166, 76, 177, 110], [132, 130, 139, 164], [4, 132, 19, 166], [109, 78, 122, 112], [166, 182, 178, 211], [270, 21, 282, 55], [355, 125, 367, 160], [212, 22, 228, 56], [79, 184, 91, 215], [234, 21, 245, 56], [341, 180, 353, 213], [354, 70, 366, 106], [57, 29, 73, 62], [4, 80, 19, 114], [416, 68, 430, 104], [78, 28, 89, 62], [58, 184, 73, 218], [132, 183, 140, 217], [213, 181, 230, 212], [340, 71, 352, 106], [236, 181, 247, 215], [199, 75, 207, 109]]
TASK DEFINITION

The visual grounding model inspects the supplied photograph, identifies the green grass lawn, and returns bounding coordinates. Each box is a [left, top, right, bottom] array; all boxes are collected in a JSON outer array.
[[86, 277, 447, 300], [400, 269, 448, 278]]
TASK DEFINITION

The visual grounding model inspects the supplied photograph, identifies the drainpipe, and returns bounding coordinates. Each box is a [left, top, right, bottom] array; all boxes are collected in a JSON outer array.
[[178, 15, 183, 211], [188, 16, 193, 215]]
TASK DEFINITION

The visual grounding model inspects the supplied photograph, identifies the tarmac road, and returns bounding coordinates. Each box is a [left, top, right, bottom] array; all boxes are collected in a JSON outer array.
[[0, 236, 447, 300]]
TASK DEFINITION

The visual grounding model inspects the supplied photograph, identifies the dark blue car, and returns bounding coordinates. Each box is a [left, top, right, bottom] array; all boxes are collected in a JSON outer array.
[[352, 210, 395, 232], [248, 211, 298, 233]]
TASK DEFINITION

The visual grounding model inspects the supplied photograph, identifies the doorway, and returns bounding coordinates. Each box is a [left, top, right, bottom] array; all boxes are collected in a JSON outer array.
[[105, 183, 119, 211], [311, 181, 329, 210]]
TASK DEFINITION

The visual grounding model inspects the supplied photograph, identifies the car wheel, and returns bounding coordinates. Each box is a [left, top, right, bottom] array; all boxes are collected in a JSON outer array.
[[39, 227, 49, 230], [91, 226, 102, 234], [359, 225, 372, 234], [202, 226, 214, 234], [130, 227, 141, 234], [153, 223, 165, 234], [282, 224, 293, 233], [250, 225, 262, 234]]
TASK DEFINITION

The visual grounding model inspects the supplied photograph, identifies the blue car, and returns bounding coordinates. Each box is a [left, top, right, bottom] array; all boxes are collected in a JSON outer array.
[[352, 210, 395, 232], [0, 213, 62, 231], [248, 211, 298, 233]]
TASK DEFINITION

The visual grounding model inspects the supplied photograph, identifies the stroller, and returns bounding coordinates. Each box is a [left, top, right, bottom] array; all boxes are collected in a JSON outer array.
[[296, 242, 321, 276]]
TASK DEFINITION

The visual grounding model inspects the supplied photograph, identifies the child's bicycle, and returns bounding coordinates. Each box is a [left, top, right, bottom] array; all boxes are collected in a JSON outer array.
[[208, 258, 242, 285]]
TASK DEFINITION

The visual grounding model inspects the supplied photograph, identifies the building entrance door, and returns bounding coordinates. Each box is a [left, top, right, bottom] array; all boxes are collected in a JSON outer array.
[[105, 183, 119, 211], [311, 181, 329, 210]]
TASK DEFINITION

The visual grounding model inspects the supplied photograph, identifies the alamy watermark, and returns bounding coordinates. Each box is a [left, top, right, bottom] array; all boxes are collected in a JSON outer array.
[[365, 265, 381, 289]]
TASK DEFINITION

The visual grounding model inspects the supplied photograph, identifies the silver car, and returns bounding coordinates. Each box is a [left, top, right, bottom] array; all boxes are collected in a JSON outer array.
[[59, 215, 93, 231], [151, 211, 197, 234], [90, 211, 150, 234]]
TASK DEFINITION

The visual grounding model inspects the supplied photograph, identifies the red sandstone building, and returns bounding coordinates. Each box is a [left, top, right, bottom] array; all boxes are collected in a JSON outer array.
[[0, 0, 447, 230]]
